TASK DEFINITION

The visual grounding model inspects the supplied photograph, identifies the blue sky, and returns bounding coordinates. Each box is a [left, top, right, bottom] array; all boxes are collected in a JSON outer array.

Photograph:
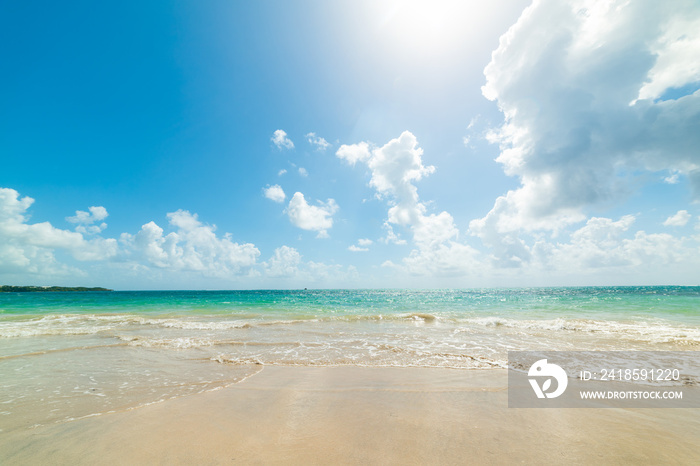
[[2, 0, 700, 289]]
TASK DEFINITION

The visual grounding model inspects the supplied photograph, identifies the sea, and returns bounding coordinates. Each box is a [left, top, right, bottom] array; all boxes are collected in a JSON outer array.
[[1, 287, 699, 432]]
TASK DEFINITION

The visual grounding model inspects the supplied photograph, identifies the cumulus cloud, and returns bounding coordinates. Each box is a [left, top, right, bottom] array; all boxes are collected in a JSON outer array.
[[381, 222, 407, 245], [271, 129, 294, 150], [305, 261, 359, 284], [472, 0, 700, 265], [336, 141, 371, 166], [357, 238, 373, 246], [536, 215, 689, 272], [663, 210, 691, 227], [278, 169, 287, 176], [339, 131, 435, 227], [337, 132, 479, 275], [66, 206, 109, 234], [306, 132, 330, 151], [67, 206, 108, 224], [0, 187, 265, 283], [263, 184, 286, 203], [286, 192, 338, 238], [348, 245, 368, 252], [261, 245, 359, 284], [399, 241, 481, 277], [367, 132, 435, 226], [0, 188, 118, 276], [298, 167, 308, 177], [264, 245, 301, 277], [122, 210, 259, 276]]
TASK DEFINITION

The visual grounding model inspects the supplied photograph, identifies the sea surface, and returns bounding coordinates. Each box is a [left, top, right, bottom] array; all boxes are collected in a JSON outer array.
[[1, 287, 699, 432]]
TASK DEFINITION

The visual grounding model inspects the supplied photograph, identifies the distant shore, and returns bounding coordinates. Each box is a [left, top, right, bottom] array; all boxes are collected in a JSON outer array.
[[0, 285, 112, 292]]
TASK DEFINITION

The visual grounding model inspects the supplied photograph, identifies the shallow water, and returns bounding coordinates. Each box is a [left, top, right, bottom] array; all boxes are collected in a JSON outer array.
[[1, 287, 699, 432]]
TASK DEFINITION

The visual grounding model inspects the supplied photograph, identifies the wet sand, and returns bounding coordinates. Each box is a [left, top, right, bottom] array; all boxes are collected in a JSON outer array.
[[1, 366, 698, 465]]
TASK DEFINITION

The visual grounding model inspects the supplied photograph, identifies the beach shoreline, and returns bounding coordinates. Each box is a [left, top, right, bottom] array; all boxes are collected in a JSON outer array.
[[2, 365, 698, 465]]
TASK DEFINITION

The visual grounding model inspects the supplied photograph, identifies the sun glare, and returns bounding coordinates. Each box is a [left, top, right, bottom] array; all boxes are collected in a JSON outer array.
[[371, 0, 484, 55]]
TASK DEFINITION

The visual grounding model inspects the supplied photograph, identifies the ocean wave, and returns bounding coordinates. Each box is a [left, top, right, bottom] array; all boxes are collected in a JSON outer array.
[[0, 313, 256, 338], [116, 336, 335, 350], [118, 336, 219, 349], [460, 317, 700, 345], [152, 319, 252, 330], [3, 311, 698, 355], [0, 314, 154, 338], [211, 353, 502, 369], [208, 337, 506, 369], [298, 313, 442, 324]]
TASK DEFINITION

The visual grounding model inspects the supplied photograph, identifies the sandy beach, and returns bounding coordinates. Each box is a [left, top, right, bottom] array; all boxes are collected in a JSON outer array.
[[2, 366, 698, 465]]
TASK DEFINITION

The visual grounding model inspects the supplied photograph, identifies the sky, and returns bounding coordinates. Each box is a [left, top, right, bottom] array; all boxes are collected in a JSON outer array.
[[2, 0, 700, 290]]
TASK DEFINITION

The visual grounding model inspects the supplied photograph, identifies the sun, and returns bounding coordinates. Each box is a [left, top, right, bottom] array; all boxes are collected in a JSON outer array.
[[370, 0, 484, 55]]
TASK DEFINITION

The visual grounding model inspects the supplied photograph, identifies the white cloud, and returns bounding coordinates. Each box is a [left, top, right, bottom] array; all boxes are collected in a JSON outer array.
[[402, 211, 480, 276], [122, 210, 259, 276], [346, 237, 384, 253], [338, 131, 435, 228], [366, 131, 434, 206], [1, 187, 266, 283], [305, 261, 359, 284], [537, 216, 689, 271], [0, 188, 118, 277], [381, 222, 407, 245], [412, 211, 458, 249], [298, 167, 308, 177], [286, 192, 338, 237], [264, 245, 301, 277], [67, 206, 108, 224], [401, 240, 480, 277], [337, 132, 479, 275], [271, 129, 294, 150], [636, 13, 700, 102], [336, 141, 371, 166], [473, 0, 700, 265], [262, 245, 359, 285], [664, 171, 681, 184], [664, 210, 691, 227], [278, 169, 287, 176], [66, 206, 109, 234], [263, 184, 286, 203], [306, 132, 330, 151]]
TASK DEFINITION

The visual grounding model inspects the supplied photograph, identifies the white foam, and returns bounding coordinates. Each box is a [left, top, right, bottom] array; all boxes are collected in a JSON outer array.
[[462, 317, 700, 345]]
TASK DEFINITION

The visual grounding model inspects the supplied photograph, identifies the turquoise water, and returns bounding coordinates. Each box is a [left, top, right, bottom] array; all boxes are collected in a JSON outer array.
[[1, 287, 699, 433], [3, 286, 700, 319], [2, 287, 699, 360]]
